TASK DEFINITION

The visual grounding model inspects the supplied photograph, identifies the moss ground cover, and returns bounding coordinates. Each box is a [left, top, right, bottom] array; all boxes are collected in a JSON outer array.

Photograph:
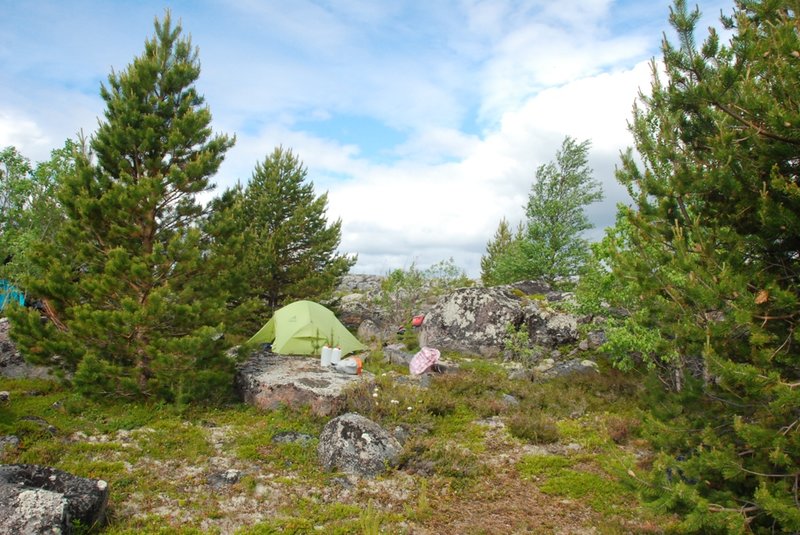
[[0, 355, 675, 533]]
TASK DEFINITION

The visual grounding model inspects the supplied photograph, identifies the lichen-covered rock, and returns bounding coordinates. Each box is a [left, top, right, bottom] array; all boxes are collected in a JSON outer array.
[[0, 464, 109, 534], [336, 274, 383, 296], [417, 284, 581, 357], [334, 294, 387, 331], [418, 286, 524, 357], [317, 413, 402, 478], [523, 302, 579, 347], [586, 330, 607, 349], [236, 350, 373, 417], [537, 358, 599, 379], [357, 319, 385, 344]]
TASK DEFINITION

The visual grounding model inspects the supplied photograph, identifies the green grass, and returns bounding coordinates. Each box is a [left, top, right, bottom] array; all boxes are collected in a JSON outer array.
[[0, 354, 673, 533]]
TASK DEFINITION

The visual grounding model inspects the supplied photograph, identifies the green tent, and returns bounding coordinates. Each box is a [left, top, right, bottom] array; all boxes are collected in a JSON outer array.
[[248, 300, 365, 356]]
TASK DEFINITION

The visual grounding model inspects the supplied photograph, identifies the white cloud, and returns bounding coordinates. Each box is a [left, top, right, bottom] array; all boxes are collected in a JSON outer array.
[[0, 109, 50, 156], [290, 61, 656, 277], [1, 0, 725, 279]]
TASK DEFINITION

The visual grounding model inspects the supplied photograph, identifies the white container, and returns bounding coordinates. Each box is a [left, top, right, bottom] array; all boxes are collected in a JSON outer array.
[[330, 347, 342, 365], [320, 345, 332, 367]]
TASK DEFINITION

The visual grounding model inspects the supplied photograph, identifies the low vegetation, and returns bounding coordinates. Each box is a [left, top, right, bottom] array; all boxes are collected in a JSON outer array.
[[0, 353, 675, 533]]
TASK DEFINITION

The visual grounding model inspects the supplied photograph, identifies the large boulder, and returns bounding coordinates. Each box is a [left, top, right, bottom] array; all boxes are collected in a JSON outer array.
[[523, 301, 579, 347], [336, 274, 383, 296], [334, 293, 387, 331], [236, 350, 373, 417], [418, 286, 525, 357], [0, 318, 54, 380], [317, 413, 402, 478], [417, 284, 582, 357], [0, 464, 109, 534]]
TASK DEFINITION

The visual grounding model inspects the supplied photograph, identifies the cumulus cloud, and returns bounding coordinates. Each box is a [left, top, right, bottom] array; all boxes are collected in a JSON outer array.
[[315, 61, 655, 276], [1, 0, 731, 278], [0, 109, 50, 156]]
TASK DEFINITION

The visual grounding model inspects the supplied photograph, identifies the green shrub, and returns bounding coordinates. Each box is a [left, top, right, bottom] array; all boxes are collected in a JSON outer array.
[[506, 410, 560, 444]]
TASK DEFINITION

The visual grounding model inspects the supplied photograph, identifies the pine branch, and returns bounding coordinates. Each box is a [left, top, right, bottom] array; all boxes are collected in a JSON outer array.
[[713, 101, 800, 146]]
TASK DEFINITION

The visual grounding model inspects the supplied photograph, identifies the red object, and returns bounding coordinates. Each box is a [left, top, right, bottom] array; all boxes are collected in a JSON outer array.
[[411, 314, 425, 327]]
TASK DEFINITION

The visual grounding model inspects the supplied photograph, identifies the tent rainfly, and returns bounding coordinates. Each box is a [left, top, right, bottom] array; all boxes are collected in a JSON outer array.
[[248, 300, 365, 356]]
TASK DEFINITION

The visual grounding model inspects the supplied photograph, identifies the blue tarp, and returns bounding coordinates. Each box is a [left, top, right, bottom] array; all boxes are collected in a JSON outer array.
[[0, 279, 25, 311]]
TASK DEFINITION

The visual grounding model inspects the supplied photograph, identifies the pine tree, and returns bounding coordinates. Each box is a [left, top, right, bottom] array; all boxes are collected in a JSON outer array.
[[606, 1, 800, 530], [8, 13, 235, 403], [210, 146, 355, 334], [480, 218, 514, 286]]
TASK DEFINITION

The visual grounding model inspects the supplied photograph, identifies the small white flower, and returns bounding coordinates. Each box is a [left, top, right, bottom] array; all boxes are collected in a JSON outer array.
[[407, 406, 413, 411], [372, 393, 378, 398], [390, 399, 399, 404]]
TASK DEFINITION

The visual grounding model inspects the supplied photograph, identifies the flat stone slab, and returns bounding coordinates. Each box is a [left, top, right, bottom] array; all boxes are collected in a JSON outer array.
[[236, 351, 373, 417]]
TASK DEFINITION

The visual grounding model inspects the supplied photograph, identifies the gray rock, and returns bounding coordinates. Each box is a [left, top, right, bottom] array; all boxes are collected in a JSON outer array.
[[391, 373, 431, 389], [317, 413, 402, 478], [0, 318, 55, 380], [0, 464, 108, 534], [20, 416, 58, 436], [417, 285, 582, 358], [392, 426, 409, 445], [502, 394, 520, 406], [587, 330, 607, 349], [271, 431, 315, 444], [0, 435, 20, 453], [357, 319, 385, 343], [419, 374, 432, 388], [336, 274, 384, 295], [578, 340, 590, 351], [382, 343, 414, 366], [418, 286, 525, 357], [508, 368, 532, 381], [0, 390, 8, 403], [523, 301, 579, 347], [236, 350, 374, 417], [207, 469, 241, 489], [334, 293, 387, 331], [537, 358, 599, 379], [508, 280, 553, 296]]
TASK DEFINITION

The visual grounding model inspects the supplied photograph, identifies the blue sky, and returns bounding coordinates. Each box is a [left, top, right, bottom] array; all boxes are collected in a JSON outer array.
[[1, 0, 731, 276]]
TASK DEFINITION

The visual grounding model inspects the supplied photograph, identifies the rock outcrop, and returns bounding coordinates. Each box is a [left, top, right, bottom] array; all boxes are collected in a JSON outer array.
[[0, 464, 109, 534], [417, 282, 584, 358], [523, 301, 578, 347], [336, 274, 383, 296], [0, 318, 54, 380], [418, 286, 525, 357], [334, 293, 387, 331], [317, 413, 402, 478], [534, 358, 599, 379], [236, 350, 373, 417]]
